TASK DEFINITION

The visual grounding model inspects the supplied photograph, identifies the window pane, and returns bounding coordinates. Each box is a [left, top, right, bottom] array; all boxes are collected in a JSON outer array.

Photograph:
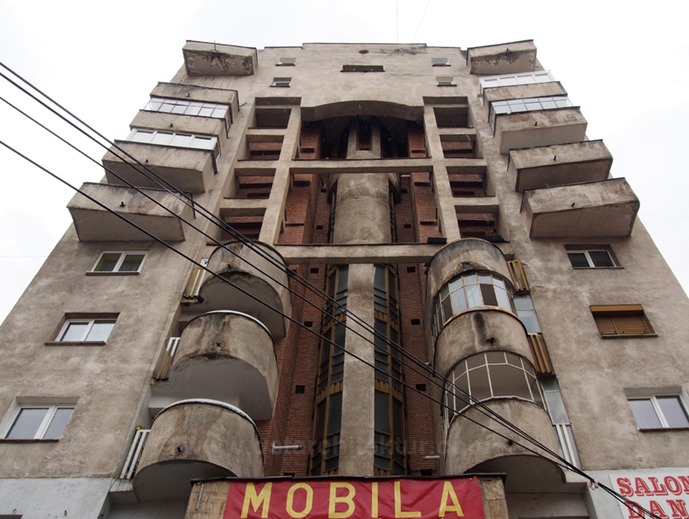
[[93, 253, 120, 272], [657, 397, 689, 428], [629, 399, 662, 429], [469, 365, 491, 401], [86, 320, 115, 342], [61, 322, 88, 341], [43, 407, 74, 439], [6, 408, 48, 439], [119, 254, 145, 272], [480, 283, 498, 306], [567, 252, 590, 268], [589, 250, 615, 267]]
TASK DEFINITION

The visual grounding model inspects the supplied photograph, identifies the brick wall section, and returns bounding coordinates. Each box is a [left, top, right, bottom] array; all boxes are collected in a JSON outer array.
[[395, 177, 439, 475], [274, 174, 332, 475], [410, 172, 442, 244]]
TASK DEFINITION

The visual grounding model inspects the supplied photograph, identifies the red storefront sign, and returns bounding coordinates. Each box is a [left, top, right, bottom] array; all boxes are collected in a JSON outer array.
[[223, 477, 484, 519]]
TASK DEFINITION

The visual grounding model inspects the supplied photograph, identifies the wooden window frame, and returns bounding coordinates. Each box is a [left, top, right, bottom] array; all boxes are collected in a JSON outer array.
[[590, 304, 656, 338]]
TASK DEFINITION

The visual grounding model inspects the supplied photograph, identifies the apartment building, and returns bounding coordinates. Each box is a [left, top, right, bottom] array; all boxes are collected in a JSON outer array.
[[0, 39, 687, 519]]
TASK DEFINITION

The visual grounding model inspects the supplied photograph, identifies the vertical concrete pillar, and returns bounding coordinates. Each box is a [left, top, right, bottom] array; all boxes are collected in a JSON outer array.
[[338, 263, 375, 475]]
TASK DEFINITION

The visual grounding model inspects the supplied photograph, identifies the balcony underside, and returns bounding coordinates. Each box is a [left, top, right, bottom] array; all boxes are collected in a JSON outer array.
[[467, 41, 537, 75], [510, 141, 613, 192], [134, 400, 263, 501], [445, 399, 563, 492], [494, 109, 587, 154], [523, 178, 639, 238], [197, 241, 292, 338], [103, 141, 215, 194], [154, 312, 277, 420], [67, 182, 189, 242]]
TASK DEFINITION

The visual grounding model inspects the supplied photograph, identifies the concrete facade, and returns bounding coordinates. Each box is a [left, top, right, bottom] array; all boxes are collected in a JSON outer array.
[[1, 39, 688, 519]]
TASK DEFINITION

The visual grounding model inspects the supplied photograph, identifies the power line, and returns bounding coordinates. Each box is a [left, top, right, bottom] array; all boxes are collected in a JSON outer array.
[[0, 65, 664, 519]]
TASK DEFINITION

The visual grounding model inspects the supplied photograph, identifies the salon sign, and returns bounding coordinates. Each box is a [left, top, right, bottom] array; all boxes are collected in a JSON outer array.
[[223, 477, 484, 519], [612, 471, 689, 518]]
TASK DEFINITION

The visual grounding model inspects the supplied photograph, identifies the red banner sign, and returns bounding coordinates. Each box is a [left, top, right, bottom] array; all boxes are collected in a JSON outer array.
[[223, 478, 484, 519]]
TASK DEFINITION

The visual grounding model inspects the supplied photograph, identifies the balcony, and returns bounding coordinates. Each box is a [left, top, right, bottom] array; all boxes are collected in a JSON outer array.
[[445, 399, 563, 492], [427, 239, 511, 300], [510, 141, 613, 192], [183, 40, 257, 76], [493, 108, 587, 154], [435, 309, 531, 378], [196, 241, 292, 338], [523, 178, 639, 238], [103, 140, 216, 194], [133, 400, 263, 501], [153, 311, 277, 420], [466, 40, 537, 76], [67, 182, 190, 242]]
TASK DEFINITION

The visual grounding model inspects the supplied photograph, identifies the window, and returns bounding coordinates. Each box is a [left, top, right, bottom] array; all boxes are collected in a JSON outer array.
[[57, 318, 116, 343], [431, 57, 450, 67], [310, 266, 348, 476], [90, 252, 146, 273], [277, 57, 296, 66], [445, 351, 544, 419], [489, 95, 572, 129], [3, 404, 74, 440], [433, 272, 515, 337], [127, 129, 218, 153], [271, 77, 291, 87], [144, 97, 228, 119], [341, 64, 384, 72], [590, 304, 655, 337], [479, 70, 555, 96], [436, 76, 456, 87], [566, 247, 618, 268], [626, 390, 689, 429], [514, 296, 541, 333]]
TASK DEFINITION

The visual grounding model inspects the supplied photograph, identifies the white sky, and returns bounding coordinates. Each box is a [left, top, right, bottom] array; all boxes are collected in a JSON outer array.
[[1, 0, 688, 323]]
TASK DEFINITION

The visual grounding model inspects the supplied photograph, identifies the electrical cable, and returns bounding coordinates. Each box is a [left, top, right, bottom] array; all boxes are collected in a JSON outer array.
[[0, 139, 664, 519], [0, 64, 605, 485], [0, 78, 570, 477], [0, 68, 665, 519], [0, 62, 560, 461]]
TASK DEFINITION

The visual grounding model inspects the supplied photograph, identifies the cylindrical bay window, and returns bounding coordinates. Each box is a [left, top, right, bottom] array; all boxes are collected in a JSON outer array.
[[432, 271, 516, 337], [444, 351, 544, 422]]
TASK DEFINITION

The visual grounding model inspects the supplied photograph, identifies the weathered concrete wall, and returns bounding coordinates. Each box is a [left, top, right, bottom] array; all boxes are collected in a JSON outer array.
[[0, 478, 112, 517]]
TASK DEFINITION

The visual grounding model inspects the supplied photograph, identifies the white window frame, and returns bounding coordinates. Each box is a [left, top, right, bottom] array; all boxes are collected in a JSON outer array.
[[489, 95, 572, 129], [566, 248, 618, 269], [144, 97, 229, 119], [1, 402, 75, 440], [90, 251, 147, 274], [271, 77, 291, 87], [479, 70, 555, 96], [626, 388, 689, 430], [277, 57, 296, 66], [127, 129, 218, 154], [56, 318, 117, 343], [431, 57, 450, 67], [436, 76, 456, 87]]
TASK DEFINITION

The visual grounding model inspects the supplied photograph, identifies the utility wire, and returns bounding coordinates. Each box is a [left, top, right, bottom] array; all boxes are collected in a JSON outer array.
[[0, 62, 558, 460], [0, 67, 664, 519], [0, 139, 661, 519], [0, 61, 605, 475]]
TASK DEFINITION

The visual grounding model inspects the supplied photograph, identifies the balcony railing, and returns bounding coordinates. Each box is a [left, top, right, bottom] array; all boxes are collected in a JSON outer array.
[[153, 337, 181, 381], [119, 428, 151, 480]]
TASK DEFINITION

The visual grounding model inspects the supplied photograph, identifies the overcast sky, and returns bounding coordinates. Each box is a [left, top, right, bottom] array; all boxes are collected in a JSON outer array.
[[1, 0, 688, 323]]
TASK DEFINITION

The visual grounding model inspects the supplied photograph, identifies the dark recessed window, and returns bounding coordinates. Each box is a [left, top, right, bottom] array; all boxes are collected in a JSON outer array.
[[295, 385, 306, 394]]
